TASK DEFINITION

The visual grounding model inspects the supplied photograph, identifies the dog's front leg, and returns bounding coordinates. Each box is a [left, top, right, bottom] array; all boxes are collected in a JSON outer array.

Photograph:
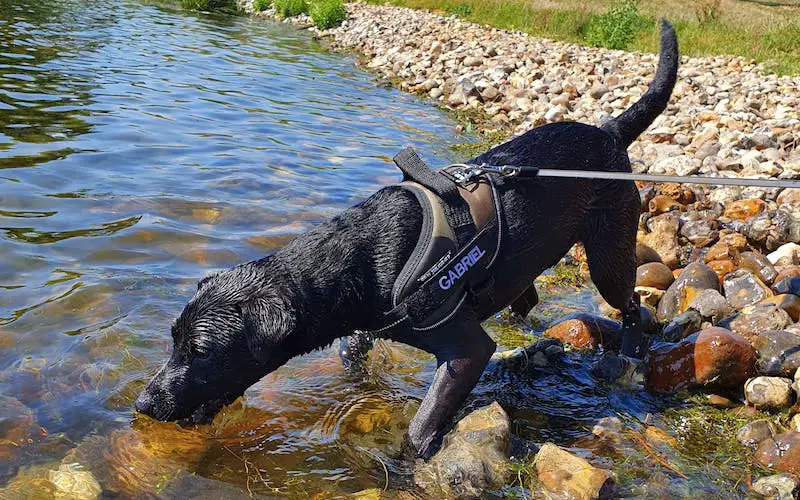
[[404, 319, 496, 458]]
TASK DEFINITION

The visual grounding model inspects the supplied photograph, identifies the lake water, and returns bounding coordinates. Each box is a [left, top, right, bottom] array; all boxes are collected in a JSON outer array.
[[0, 1, 753, 498]]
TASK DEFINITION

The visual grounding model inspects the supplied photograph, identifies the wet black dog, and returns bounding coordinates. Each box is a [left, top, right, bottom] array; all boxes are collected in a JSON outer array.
[[136, 21, 678, 458]]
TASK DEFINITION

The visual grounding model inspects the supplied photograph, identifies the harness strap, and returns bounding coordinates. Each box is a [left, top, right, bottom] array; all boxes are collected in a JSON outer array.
[[393, 148, 476, 246]]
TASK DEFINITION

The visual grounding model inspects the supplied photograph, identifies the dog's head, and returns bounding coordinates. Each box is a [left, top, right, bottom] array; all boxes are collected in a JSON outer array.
[[135, 261, 297, 423]]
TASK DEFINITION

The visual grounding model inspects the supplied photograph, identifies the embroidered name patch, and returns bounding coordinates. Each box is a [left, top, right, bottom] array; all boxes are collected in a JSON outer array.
[[438, 245, 486, 290]]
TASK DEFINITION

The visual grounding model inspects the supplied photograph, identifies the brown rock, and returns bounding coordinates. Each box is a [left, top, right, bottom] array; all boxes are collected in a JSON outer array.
[[759, 294, 800, 322], [738, 252, 778, 285], [636, 242, 663, 267], [707, 259, 736, 283], [659, 183, 696, 205], [719, 231, 750, 252], [646, 327, 757, 393], [534, 443, 616, 499], [705, 242, 741, 264], [638, 213, 680, 269], [636, 262, 675, 290], [544, 314, 621, 351], [648, 195, 683, 215], [754, 432, 800, 475], [724, 198, 767, 220]]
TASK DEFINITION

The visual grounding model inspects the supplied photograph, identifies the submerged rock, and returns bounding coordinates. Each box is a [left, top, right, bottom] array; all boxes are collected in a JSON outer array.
[[646, 327, 756, 393], [543, 313, 622, 351], [753, 330, 800, 377], [415, 402, 511, 499], [745, 376, 796, 410], [657, 262, 721, 322], [751, 473, 800, 500], [533, 443, 616, 499], [723, 269, 773, 310], [48, 463, 102, 500], [755, 432, 800, 475]]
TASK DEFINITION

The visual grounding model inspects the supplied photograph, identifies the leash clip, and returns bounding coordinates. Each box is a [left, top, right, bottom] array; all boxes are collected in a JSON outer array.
[[448, 163, 520, 186]]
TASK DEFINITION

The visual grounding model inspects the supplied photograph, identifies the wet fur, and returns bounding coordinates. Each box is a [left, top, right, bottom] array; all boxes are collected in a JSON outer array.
[[137, 21, 679, 455]]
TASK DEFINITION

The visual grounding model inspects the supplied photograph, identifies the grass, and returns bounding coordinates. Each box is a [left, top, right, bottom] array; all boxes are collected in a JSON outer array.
[[309, 0, 348, 29], [274, 0, 309, 17], [180, 0, 239, 13], [364, 0, 800, 75]]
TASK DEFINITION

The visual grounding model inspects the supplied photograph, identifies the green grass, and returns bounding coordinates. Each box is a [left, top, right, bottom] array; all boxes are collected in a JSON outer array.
[[274, 0, 309, 16], [364, 0, 800, 75], [309, 0, 348, 29], [180, 0, 238, 12], [253, 0, 271, 11]]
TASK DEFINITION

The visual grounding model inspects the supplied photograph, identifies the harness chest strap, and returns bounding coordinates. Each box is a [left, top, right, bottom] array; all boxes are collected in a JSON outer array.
[[367, 149, 502, 333]]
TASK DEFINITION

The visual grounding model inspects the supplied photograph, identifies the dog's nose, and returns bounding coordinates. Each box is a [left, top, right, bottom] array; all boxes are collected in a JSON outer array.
[[134, 393, 152, 414]]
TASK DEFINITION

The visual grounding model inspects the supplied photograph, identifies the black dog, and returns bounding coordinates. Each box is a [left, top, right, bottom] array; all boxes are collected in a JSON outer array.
[[136, 21, 678, 458]]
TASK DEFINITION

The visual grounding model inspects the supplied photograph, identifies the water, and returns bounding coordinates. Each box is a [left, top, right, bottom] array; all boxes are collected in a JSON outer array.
[[0, 1, 752, 498]]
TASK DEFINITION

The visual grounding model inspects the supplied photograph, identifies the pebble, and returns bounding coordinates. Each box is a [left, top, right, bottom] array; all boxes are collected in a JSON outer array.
[[768, 243, 800, 267], [657, 261, 720, 322], [723, 269, 773, 310], [718, 303, 792, 339], [744, 376, 796, 410], [736, 419, 778, 449], [755, 432, 800, 475], [738, 251, 778, 285], [661, 310, 702, 342], [754, 329, 800, 376], [636, 262, 675, 290]]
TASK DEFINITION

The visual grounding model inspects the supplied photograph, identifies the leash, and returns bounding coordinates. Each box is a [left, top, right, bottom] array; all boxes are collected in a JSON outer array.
[[448, 163, 800, 189]]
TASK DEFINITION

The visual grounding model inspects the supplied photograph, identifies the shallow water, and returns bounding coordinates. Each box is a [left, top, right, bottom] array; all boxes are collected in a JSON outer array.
[[0, 1, 753, 498]]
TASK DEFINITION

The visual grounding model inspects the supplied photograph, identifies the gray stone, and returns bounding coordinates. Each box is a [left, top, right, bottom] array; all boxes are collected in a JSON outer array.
[[723, 269, 773, 310], [719, 303, 792, 338], [744, 376, 796, 410], [688, 289, 733, 323], [754, 330, 800, 377], [588, 83, 609, 99], [680, 219, 718, 246], [657, 261, 720, 322], [662, 310, 702, 342]]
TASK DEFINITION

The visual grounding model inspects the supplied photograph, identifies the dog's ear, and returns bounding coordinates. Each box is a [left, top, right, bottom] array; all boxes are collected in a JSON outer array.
[[197, 272, 220, 291], [239, 295, 294, 364]]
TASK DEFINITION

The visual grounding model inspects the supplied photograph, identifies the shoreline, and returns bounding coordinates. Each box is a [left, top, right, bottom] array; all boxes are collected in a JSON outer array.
[[237, 2, 799, 189]]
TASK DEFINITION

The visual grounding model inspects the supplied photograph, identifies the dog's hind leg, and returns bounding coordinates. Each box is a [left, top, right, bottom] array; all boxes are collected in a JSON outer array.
[[404, 317, 496, 458], [510, 283, 539, 317], [582, 182, 646, 359]]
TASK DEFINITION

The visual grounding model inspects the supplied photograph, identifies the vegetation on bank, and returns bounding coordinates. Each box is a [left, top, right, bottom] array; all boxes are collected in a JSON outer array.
[[364, 0, 800, 75], [180, 0, 239, 13]]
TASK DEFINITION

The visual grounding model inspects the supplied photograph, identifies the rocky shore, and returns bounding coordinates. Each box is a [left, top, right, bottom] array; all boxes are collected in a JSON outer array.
[[234, 1, 800, 498]]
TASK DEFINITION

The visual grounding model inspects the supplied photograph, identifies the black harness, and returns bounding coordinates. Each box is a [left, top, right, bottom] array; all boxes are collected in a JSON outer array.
[[366, 148, 502, 334]]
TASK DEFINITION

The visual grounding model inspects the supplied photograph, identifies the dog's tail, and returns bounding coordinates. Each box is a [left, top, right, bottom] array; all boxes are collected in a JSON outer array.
[[601, 19, 678, 148]]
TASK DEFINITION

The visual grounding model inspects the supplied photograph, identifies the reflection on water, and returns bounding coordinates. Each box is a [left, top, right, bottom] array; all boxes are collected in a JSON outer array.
[[0, 0, 751, 498]]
